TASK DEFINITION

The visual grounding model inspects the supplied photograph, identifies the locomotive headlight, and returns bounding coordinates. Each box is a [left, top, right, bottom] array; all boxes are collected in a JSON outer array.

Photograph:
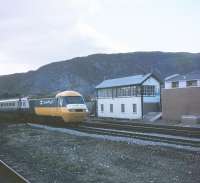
[[82, 109, 89, 112]]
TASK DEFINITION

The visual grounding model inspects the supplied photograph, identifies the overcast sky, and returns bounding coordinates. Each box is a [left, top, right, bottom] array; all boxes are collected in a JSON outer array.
[[0, 0, 200, 75]]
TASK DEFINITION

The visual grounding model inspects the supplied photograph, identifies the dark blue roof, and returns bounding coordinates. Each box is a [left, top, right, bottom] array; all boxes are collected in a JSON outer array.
[[96, 73, 152, 89]]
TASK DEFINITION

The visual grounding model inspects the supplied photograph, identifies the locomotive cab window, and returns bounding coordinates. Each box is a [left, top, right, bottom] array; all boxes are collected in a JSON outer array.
[[59, 96, 84, 106], [65, 96, 84, 104]]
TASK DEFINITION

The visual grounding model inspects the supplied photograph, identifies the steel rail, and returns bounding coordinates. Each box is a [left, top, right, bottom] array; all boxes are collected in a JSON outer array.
[[27, 118, 200, 147], [90, 118, 200, 131], [85, 120, 200, 138], [0, 160, 30, 183], [69, 126, 200, 148]]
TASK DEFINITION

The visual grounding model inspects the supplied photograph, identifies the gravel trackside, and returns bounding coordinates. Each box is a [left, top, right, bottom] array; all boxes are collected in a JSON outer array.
[[0, 123, 200, 183]]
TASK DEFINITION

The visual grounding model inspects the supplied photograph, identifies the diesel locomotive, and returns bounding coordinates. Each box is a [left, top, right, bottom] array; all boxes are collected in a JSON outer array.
[[0, 90, 88, 123]]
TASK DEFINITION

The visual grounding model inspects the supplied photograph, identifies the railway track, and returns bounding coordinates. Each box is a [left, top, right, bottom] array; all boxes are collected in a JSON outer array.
[[28, 118, 200, 148], [22, 114, 200, 148], [0, 160, 30, 183], [69, 125, 200, 148], [85, 119, 200, 138]]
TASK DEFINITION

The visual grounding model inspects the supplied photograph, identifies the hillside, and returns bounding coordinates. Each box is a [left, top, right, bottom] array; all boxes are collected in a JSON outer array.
[[0, 51, 200, 98]]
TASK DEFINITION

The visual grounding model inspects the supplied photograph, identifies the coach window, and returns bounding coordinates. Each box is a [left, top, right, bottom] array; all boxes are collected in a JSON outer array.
[[121, 104, 125, 113]]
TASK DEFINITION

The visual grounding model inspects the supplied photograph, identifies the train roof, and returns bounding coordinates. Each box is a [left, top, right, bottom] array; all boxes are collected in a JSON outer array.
[[29, 97, 54, 101], [56, 91, 82, 98], [0, 97, 28, 103], [0, 98, 19, 102]]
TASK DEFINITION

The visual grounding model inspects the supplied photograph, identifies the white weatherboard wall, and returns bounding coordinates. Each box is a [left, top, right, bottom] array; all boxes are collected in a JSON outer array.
[[179, 81, 187, 88], [165, 82, 171, 89], [165, 80, 200, 89], [143, 77, 160, 103], [97, 97, 142, 119]]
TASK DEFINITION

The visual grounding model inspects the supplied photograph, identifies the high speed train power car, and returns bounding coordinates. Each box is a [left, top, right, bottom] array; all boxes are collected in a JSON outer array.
[[0, 90, 88, 123], [29, 91, 88, 122]]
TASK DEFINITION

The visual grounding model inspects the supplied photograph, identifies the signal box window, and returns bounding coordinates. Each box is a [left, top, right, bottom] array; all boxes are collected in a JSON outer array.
[[121, 104, 125, 113], [101, 104, 104, 112], [142, 85, 155, 96], [171, 81, 179, 88], [110, 104, 113, 113], [133, 104, 137, 113]]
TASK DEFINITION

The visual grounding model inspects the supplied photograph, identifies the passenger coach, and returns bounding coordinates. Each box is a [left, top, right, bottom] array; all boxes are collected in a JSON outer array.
[[0, 98, 29, 111]]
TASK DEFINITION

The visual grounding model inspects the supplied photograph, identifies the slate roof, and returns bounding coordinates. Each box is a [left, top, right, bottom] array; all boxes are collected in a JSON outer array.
[[96, 73, 153, 89], [165, 71, 200, 82]]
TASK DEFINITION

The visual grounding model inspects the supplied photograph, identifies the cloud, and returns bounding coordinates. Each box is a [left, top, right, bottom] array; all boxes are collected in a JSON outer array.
[[0, 0, 125, 74], [0, 0, 200, 75], [75, 22, 129, 53], [0, 0, 130, 75], [0, 62, 37, 76]]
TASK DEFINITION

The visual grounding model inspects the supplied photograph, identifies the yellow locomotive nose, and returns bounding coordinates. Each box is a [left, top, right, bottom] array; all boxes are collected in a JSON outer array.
[[31, 90, 88, 123], [62, 112, 87, 122], [60, 107, 88, 122]]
